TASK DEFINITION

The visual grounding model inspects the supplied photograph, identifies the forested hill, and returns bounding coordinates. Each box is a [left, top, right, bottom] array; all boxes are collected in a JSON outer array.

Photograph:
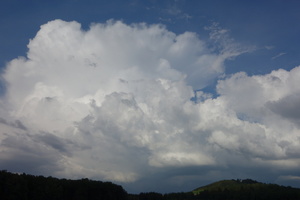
[[0, 170, 127, 200], [191, 179, 300, 200], [1, 170, 300, 200]]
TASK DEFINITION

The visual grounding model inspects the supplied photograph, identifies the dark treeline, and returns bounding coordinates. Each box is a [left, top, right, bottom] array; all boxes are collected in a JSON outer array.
[[128, 192, 196, 200], [1, 170, 300, 200], [0, 170, 127, 200]]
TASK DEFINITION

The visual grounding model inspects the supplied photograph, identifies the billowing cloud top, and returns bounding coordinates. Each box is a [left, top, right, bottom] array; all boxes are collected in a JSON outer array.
[[0, 19, 300, 191]]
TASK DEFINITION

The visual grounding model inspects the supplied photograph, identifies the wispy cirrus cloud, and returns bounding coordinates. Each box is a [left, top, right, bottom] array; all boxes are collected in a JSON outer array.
[[271, 52, 287, 60]]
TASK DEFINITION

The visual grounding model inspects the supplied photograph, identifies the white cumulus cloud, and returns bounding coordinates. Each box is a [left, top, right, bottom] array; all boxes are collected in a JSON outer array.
[[0, 19, 299, 191]]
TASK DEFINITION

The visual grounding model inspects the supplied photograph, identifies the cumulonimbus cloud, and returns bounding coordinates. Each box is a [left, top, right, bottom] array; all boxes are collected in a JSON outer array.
[[0, 19, 299, 186]]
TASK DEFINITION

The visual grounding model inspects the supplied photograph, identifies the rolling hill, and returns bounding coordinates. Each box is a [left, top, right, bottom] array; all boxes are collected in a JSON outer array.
[[192, 179, 300, 200]]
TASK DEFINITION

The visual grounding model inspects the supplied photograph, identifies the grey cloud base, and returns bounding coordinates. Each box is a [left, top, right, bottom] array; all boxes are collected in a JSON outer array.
[[0, 19, 299, 193]]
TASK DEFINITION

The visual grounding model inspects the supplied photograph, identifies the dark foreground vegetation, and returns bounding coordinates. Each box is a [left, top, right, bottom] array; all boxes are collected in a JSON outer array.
[[0, 170, 126, 200], [1, 170, 300, 200]]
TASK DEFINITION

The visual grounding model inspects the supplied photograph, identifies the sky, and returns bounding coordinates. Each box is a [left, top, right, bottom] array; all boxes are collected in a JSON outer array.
[[1, 0, 300, 194]]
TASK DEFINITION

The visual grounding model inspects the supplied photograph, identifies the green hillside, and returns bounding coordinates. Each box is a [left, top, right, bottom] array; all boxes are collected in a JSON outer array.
[[193, 179, 260, 194], [192, 179, 300, 200]]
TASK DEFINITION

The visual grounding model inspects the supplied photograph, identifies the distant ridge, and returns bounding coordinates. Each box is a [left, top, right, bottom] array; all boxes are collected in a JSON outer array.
[[192, 179, 300, 200]]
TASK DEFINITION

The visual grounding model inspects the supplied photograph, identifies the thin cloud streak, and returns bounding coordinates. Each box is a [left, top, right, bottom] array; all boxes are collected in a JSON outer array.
[[272, 52, 287, 60]]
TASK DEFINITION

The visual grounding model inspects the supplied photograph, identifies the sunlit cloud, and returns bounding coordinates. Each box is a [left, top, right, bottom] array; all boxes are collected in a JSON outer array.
[[0, 19, 299, 190]]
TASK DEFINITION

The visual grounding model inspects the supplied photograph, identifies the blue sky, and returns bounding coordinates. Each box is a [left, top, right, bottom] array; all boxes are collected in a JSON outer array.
[[1, 0, 300, 193], [2, 0, 300, 76]]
